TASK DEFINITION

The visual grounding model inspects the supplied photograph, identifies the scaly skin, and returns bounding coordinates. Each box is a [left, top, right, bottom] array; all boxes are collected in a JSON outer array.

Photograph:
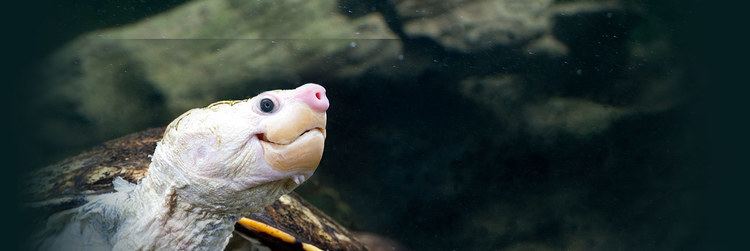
[[34, 84, 329, 250]]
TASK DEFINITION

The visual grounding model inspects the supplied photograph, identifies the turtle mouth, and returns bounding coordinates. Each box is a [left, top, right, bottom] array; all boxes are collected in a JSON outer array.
[[255, 126, 326, 175], [256, 127, 326, 146]]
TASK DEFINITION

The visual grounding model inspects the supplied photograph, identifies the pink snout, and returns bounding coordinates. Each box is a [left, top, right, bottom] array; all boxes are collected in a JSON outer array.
[[296, 83, 329, 112]]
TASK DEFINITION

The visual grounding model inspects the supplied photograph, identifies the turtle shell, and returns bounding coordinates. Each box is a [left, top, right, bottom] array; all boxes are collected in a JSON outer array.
[[22, 127, 366, 251]]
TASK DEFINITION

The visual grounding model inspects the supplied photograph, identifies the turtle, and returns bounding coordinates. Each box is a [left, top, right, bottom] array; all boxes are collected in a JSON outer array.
[[21, 84, 366, 250]]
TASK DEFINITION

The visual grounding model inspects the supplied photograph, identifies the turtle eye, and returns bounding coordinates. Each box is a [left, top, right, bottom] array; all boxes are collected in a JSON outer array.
[[259, 98, 275, 113]]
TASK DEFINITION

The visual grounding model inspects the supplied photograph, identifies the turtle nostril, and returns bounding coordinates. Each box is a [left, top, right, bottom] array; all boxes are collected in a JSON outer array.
[[296, 83, 329, 112]]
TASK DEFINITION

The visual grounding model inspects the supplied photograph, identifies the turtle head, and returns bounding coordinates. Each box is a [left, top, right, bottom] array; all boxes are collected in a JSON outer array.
[[149, 83, 328, 213]]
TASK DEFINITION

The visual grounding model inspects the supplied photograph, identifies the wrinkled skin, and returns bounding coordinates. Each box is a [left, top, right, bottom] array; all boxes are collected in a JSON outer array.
[[33, 84, 328, 250]]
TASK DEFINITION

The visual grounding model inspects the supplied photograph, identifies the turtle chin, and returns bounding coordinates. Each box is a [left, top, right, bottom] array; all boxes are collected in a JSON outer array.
[[257, 128, 325, 183]]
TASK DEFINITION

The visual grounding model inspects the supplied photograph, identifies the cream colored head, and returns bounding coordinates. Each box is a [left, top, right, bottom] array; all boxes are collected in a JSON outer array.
[[148, 84, 328, 213]]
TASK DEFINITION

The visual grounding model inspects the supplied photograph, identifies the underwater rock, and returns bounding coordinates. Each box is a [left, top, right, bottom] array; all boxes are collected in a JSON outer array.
[[394, 0, 554, 52], [459, 75, 630, 138], [450, 2, 675, 140], [34, 0, 400, 152], [392, 0, 625, 55], [523, 97, 630, 138]]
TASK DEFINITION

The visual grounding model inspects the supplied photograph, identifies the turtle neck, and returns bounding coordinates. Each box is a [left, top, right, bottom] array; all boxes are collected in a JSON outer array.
[[112, 170, 239, 250]]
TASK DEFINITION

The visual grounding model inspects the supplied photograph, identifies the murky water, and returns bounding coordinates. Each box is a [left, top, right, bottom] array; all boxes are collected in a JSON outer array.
[[11, 0, 712, 250]]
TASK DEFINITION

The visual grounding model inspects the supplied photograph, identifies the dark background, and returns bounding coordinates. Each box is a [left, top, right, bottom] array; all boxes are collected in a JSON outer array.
[[5, 0, 745, 250]]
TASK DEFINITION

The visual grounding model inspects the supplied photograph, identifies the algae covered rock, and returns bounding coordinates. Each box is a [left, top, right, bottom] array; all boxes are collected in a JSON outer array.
[[34, 0, 400, 153]]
